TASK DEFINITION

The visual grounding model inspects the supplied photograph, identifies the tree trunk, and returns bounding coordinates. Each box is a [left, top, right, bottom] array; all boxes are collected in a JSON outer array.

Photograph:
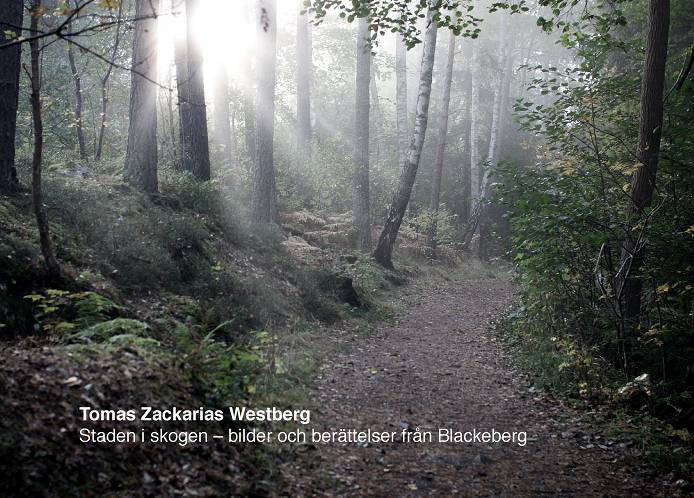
[[211, 65, 233, 169], [469, 41, 480, 199], [373, 8, 438, 268], [164, 65, 178, 166], [296, 0, 311, 157], [353, 16, 371, 251], [172, 0, 188, 169], [370, 55, 382, 167], [617, 0, 670, 332], [407, 16, 426, 218], [395, 33, 408, 170], [0, 0, 23, 192], [29, 1, 60, 278], [479, 27, 511, 259], [461, 41, 472, 223], [124, 0, 158, 193], [242, 7, 256, 169], [251, 0, 278, 223], [428, 28, 455, 251], [95, 0, 123, 160], [497, 42, 515, 156], [181, 0, 210, 180], [66, 16, 87, 160], [486, 79, 501, 167]]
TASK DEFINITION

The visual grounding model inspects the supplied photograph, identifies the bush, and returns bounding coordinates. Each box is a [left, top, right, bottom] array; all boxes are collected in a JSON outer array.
[[496, 25, 694, 435], [70, 318, 149, 342], [408, 207, 459, 249]]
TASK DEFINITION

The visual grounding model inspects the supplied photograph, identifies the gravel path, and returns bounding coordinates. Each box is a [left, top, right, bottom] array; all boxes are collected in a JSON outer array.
[[285, 278, 665, 497]]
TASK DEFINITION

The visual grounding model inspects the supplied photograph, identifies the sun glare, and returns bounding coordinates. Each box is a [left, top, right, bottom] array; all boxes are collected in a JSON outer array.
[[157, 0, 255, 87]]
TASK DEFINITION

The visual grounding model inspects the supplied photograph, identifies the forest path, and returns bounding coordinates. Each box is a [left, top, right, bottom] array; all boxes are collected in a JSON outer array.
[[284, 276, 661, 497]]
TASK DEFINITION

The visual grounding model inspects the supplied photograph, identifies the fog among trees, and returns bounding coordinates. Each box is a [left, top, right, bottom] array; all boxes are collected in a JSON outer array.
[[0, 0, 692, 495]]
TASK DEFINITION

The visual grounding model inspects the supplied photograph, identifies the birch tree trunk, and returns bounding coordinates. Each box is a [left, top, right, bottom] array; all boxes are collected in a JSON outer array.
[[124, 0, 158, 193], [251, 0, 278, 223], [373, 8, 438, 268], [29, 1, 60, 278], [353, 16, 371, 251], [0, 0, 22, 192], [616, 0, 670, 333], [486, 23, 509, 167], [486, 79, 501, 167], [428, 28, 455, 251], [296, 0, 311, 157], [407, 15, 426, 218]]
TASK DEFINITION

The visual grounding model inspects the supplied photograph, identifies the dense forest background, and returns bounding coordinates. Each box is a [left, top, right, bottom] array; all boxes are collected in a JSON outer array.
[[0, 0, 692, 494]]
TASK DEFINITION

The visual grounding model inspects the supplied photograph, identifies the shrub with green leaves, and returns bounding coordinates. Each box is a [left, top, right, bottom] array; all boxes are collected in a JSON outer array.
[[495, 5, 694, 434], [24, 290, 121, 336]]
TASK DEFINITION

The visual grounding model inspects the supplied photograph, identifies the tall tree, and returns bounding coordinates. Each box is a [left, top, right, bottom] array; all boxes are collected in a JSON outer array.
[[181, 0, 211, 180], [469, 40, 480, 200], [428, 27, 456, 251], [211, 65, 234, 168], [124, 0, 158, 193], [172, 0, 188, 169], [370, 54, 383, 166], [251, 0, 278, 223], [479, 26, 513, 259], [65, 5, 86, 160], [486, 73, 502, 166], [353, 16, 371, 251], [395, 33, 408, 173], [242, 5, 256, 168], [296, 0, 312, 157], [616, 0, 671, 330], [486, 23, 509, 167], [373, 7, 438, 268], [0, 0, 23, 192], [29, 0, 60, 278], [461, 40, 473, 223], [95, 0, 124, 160], [406, 14, 427, 218]]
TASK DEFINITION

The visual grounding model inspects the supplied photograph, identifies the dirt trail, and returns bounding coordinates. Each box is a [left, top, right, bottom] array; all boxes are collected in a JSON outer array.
[[285, 277, 664, 497]]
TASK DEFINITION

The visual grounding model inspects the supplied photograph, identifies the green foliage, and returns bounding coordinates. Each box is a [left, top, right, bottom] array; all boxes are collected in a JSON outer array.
[[496, 0, 694, 443], [175, 323, 288, 404], [23, 289, 120, 336], [606, 411, 694, 477], [42, 177, 214, 288], [70, 318, 149, 342], [276, 139, 353, 213], [343, 258, 389, 307], [159, 170, 226, 217], [408, 207, 459, 248], [308, 0, 483, 44]]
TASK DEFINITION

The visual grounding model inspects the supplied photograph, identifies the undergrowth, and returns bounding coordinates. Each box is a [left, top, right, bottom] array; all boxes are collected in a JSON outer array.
[[499, 312, 694, 478]]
